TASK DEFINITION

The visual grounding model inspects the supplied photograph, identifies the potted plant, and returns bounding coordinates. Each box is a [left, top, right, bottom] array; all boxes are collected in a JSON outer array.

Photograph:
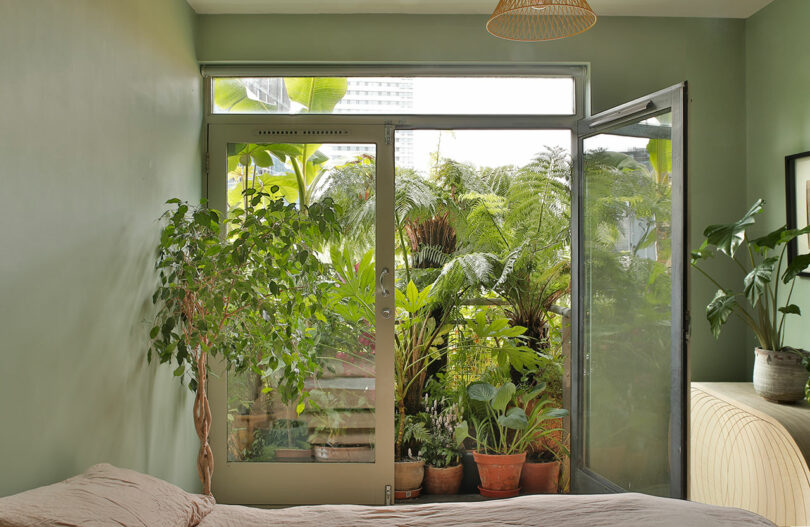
[[419, 396, 465, 495], [692, 199, 810, 402], [394, 414, 428, 499], [458, 381, 567, 498], [148, 189, 339, 493], [393, 281, 453, 499], [520, 448, 563, 494], [519, 397, 568, 496]]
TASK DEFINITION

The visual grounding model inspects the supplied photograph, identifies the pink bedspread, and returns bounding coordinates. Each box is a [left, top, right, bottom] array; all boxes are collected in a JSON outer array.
[[198, 493, 775, 526]]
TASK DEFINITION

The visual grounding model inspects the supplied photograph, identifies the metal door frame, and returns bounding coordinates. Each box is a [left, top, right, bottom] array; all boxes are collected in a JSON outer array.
[[207, 123, 395, 505], [571, 83, 688, 498], [203, 65, 588, 504]]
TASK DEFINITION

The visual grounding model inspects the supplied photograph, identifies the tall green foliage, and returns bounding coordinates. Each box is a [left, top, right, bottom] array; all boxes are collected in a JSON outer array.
[[224, 78, 349, 211], [149, 189, 341, 400]]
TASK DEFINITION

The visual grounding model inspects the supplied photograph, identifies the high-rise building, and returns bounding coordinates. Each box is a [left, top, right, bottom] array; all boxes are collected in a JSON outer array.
[[239, 77, 416, 172], [242, 78, 291, 113], [327, 78, 414, 169]]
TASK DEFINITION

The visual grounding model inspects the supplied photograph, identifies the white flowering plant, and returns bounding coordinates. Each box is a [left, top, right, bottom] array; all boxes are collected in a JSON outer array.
[[418, 396, 465, 468]]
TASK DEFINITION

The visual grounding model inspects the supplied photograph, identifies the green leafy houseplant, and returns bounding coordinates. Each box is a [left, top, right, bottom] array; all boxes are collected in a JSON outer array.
[[459, 382, 567, 456], [418, 396, 464, 468], [691, 199, 810, 351], [148, 188, 339, 494], [691, 199, 810, 401], [417, 395, 466, 495], [456, 381, 566, 496], [394, 281, 453, 460]]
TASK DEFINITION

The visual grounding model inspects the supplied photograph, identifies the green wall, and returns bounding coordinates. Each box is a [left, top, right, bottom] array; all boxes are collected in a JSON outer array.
[[746, 0, 810, 369], [0, 0, 202, 496], [196, 14, 751, 381]]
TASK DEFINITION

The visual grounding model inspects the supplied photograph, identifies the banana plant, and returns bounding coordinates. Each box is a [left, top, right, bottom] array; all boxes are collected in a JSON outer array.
[[226, 78, 349, 210], [691, 199, 810, 352]]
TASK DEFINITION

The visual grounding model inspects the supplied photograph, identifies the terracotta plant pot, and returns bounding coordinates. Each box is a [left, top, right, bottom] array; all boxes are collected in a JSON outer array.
[[395, 460, 425, 491], [473, 451, 526, 495], [424, 464, 463, 495], [395, 488, 422, 500], [274, 448, 312, 462], [520, 460, 560, 494], [753, 348, 809, 403], [478, 485, 519, 498], [312, 445, 374, 463]]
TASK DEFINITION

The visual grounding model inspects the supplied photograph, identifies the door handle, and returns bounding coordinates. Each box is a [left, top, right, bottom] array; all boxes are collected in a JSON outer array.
[[379, 267, 391, 297]]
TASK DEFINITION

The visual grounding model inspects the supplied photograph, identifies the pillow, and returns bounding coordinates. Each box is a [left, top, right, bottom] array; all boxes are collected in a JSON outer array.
[[0, 463, 215, 527]]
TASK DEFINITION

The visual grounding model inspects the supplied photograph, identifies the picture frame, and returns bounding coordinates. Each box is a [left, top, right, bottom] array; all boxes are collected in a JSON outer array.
[[786, 150, 810, 278]]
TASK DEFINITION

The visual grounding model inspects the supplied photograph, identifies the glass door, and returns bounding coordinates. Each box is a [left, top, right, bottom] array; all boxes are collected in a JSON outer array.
[[571, 84, 687, 498], [207, 124, 395, 505]]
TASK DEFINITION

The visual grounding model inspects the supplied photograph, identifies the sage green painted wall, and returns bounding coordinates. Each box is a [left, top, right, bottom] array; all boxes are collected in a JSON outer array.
[[746, 0, 810, 369], [0, 0, 202, 496], [196, 14, 750, 381]]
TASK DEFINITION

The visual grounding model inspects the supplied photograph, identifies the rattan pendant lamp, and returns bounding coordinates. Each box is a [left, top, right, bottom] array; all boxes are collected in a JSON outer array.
[[487, 0, 597, 41]]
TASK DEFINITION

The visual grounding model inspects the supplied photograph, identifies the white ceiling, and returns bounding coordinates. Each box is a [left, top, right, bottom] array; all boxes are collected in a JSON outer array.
[[187, 0, 775, 18]]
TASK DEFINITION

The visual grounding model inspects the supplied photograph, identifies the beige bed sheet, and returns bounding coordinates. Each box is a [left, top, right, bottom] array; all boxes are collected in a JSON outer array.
[[199, 493, 775, 527]]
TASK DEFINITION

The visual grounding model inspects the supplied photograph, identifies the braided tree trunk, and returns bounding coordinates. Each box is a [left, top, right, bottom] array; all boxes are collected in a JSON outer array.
[[193, 350, 214, 496]]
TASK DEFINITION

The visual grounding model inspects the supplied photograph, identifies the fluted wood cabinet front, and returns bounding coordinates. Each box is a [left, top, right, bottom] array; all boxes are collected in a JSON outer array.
[[690, 382, 810, 527]]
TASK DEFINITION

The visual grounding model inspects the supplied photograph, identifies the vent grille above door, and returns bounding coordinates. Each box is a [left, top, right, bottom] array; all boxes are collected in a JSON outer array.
[[256, 128, 351, 137]]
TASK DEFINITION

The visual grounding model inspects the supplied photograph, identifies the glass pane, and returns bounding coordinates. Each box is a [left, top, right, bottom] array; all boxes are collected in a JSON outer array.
[[392, 128, 572, 465], [582, 113, 673, 495], [213, 77, 575, 115], [225, 142, 377, 464]]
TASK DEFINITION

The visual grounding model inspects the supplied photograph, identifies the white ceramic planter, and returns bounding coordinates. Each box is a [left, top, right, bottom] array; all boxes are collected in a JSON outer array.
[[752, 348, 808, 403]]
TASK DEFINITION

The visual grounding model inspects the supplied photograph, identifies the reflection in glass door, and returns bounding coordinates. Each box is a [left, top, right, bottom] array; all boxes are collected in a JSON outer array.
[[207, 126, 395, 505], [225, 142, 378, 467], [574, 84, 686, 498]]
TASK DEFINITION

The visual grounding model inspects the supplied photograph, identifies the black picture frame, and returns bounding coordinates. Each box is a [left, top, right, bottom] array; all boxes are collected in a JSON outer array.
[[786, 150, 810, 278]]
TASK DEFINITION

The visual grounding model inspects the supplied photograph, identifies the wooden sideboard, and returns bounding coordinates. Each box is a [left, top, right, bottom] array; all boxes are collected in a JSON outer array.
[[690, 382, 810, 527]]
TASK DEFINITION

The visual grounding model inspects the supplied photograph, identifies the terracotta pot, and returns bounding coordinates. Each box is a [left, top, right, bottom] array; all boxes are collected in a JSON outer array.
[[473, 451, 526, 493], [395, 460, 425, 491], [753, 348, 809, 403], [394, 488, 421, 500], [478, 485, 519, 498], [520, 460, 560, 494], [312, 445, 374, 463], [274, 448, 312, 462], [424, 464, 463, 495]]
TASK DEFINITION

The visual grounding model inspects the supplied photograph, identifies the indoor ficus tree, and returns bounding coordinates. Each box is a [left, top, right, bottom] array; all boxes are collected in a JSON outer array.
[[148, 188, 339, 495]]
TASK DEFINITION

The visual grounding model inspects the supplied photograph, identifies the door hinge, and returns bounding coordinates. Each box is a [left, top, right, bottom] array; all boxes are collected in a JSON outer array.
[[684, 311, 692, 343], [384, 123, 393, 145], [204, 152, 210, 176]]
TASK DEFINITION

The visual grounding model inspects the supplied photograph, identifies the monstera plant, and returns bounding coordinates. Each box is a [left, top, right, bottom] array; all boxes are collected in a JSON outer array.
[[691, 199, 810, 402]]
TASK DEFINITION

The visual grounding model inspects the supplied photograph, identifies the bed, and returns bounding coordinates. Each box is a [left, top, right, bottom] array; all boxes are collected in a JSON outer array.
[[0, 464, 775, 527], [202, 493, 775, 526]]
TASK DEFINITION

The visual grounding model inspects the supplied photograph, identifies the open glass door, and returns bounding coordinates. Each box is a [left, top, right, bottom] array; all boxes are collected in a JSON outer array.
[[571, 84, 687, 498], [207, 124, 395, 505]]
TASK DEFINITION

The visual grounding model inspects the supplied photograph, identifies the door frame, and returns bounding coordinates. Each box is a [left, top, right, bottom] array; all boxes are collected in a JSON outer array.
[[570, 83, 688, 498], [207, 123, 396, 505], [202, 66, 588, 505]]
